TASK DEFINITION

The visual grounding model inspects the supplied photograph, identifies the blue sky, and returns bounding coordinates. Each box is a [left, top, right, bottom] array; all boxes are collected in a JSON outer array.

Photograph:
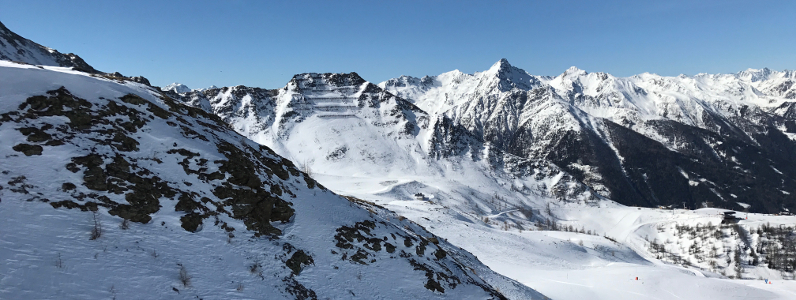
[[1, 0, 794, 89]]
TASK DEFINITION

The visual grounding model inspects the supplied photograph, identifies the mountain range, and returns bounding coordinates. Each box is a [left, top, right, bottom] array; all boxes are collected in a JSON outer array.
[[2, 19, 796, 300], [164, 58, 796, 214]]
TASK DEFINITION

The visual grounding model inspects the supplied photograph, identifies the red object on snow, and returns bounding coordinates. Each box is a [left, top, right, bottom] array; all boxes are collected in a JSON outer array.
[[635, 277, 638, 280]]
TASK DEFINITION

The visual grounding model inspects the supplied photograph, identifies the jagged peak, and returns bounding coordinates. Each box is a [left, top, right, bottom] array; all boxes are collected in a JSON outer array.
[[487, 58, 512, 73], [477, 59, 539, 91], [484, 58, 529, 79], [397, 74, 418, 80]]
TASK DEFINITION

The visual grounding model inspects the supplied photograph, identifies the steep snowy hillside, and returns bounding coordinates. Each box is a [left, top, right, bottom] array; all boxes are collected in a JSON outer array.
[[0, 61, 546, 300], [0, 21, 97, 73], [381, 60, 796, 214]]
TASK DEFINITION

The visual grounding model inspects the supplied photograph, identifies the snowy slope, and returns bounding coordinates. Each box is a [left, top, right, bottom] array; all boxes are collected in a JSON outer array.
[[0, 61, 546, 300], [381, 60, 796, 214]]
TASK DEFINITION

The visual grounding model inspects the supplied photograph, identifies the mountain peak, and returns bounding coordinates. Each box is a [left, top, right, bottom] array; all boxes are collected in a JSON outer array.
[[563, 66, 587, 76], [738, 67, 774, 82], [161, 83, 191, 94], [473, 58, 540, 91], [487, 58, 513, 74]]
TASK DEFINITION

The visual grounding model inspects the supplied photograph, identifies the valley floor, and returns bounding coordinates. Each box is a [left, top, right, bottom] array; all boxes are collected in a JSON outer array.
[[315, 173, 796, 300]]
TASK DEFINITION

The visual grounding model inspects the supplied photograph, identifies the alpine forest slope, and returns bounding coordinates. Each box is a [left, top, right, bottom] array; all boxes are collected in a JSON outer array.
[[381, 59, 796, 214], [0, 61, 547, 299]]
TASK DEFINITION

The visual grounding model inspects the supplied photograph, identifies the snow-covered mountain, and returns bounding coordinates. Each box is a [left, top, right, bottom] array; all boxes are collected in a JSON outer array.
[[0, 61, 547, 299], [381, 59, 796, 214], [165, 71, 600, 213]]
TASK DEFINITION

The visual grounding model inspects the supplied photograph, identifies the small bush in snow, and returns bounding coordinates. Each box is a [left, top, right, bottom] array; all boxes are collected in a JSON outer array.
[[55, 252, 64, 269], [179, 265, 191, 287], [90, 211, 102, 240]]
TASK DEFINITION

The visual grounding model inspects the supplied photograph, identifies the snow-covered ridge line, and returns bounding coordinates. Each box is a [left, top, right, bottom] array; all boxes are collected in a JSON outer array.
[[0, 21, 97, 74], [0, 21, 154, 87]]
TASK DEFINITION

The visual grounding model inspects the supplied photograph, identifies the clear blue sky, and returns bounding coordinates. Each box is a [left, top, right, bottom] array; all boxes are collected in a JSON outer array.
[[1, 0, 794, 89]]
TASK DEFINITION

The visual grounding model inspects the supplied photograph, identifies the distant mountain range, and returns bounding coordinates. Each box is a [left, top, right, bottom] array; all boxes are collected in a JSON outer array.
[[379, 59, 796, 213]]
